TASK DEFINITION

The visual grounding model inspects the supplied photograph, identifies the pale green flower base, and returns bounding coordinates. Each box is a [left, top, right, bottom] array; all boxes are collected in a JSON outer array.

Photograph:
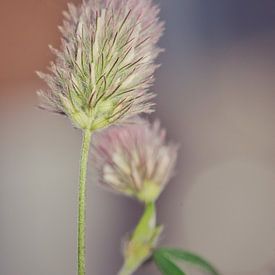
[[119, 203, 163, 275]]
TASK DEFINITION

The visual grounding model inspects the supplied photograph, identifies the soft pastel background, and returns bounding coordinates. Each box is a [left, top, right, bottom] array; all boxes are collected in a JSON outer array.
[[1, 0, 275, 274]]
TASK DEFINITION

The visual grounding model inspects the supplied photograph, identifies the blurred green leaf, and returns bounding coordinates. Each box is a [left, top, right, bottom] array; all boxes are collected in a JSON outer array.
[[153, 250, 186, 275], [156, 248, 220, 275]]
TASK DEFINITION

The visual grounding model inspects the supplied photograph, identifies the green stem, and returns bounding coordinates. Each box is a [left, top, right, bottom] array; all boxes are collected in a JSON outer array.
[[119, 202, 162, 275], [78, 130, 92, 275], [132, 202, 156, 242]]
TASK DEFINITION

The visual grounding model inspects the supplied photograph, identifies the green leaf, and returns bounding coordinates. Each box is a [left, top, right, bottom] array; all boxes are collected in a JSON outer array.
[[156, 248, 220, 275], [153, 250, 186, 275]]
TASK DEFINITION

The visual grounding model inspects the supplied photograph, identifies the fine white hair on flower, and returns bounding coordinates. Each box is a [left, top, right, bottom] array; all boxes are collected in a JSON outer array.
[[92, 118, 178, 202], [37, 0, 164, 131]]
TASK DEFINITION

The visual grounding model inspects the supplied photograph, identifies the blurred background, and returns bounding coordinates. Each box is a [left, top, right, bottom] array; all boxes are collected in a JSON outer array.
[[1, 0, 275, 274]]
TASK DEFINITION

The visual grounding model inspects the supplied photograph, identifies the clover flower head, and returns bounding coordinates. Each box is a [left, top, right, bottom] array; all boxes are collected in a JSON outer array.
[[93, 118, 178, 203], [37, 0, 164, 131]]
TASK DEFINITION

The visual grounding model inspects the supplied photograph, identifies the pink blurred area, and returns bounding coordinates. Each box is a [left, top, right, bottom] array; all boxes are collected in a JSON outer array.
[[1, 1, 275, 275]]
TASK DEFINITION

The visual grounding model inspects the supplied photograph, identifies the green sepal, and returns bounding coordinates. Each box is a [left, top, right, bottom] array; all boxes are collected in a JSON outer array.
[[119, 203, 163, 275]]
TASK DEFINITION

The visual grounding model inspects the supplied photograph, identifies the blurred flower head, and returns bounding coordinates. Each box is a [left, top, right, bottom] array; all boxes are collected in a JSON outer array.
[[93, 118, 178, 203], [38, 0, 164, 131]]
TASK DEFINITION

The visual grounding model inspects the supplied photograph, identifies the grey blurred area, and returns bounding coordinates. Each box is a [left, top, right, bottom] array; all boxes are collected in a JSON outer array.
[[1, 0, 275, 274]]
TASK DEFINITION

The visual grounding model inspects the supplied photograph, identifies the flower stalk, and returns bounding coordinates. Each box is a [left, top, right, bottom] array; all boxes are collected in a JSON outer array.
[[119, 202, 162, 275], [78, 130, 92, 275], [92, 119, 177, 274]]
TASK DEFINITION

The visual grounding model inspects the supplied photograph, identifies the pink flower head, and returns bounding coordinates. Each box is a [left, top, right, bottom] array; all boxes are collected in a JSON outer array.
[[38, 0, 164, 131], [93, 118, 178, 202]]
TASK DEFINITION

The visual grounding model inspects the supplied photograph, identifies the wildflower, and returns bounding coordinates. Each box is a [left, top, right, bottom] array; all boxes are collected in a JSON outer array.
[[93, 118, 178, 203], [37, 0, 164, 131]]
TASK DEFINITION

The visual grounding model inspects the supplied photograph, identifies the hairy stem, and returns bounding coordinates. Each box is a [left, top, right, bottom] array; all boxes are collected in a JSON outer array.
[[78, 130, 92, 275], [119, 202, 162, 275]]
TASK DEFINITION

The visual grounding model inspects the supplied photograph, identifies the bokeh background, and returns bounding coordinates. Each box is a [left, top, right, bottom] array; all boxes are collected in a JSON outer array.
[[1, 0, 275, 274]]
